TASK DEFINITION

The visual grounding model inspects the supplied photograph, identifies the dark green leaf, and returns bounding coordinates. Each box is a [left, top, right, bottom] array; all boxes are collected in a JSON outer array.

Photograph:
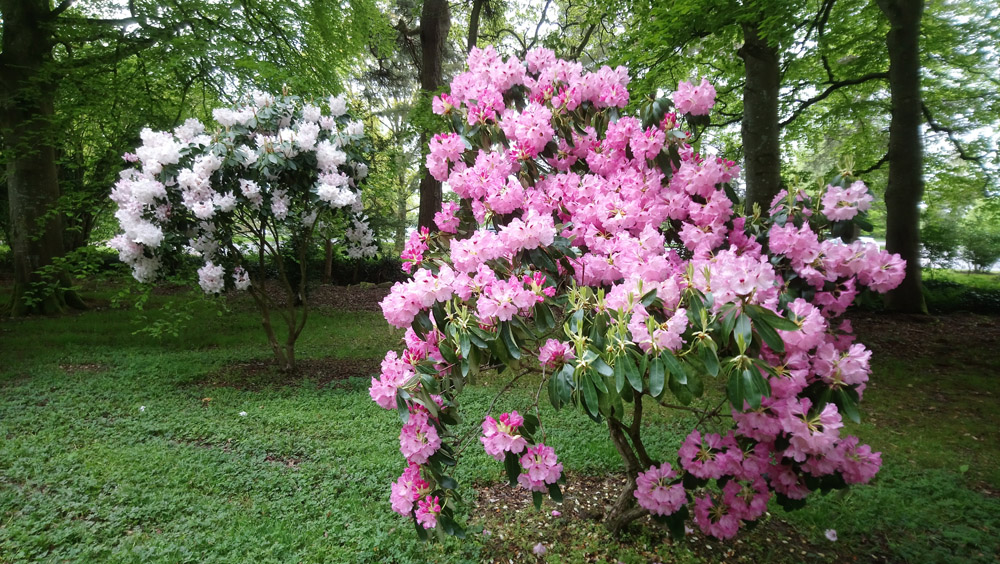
[[547, 482, 563, 503], [581, 375, 600, 419], [735, 313, 752, 348], [661, 350, 686, 384], [500, 322, 521, 360], [504, 450, 522, 486], [613, 356, 626, 393], [396, 392, 410, 424], [623, 355, 643, 393], [649, 356, 665, 398], [698, 343, 719, 377]]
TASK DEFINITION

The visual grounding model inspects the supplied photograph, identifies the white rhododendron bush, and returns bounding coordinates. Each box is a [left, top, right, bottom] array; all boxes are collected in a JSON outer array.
[[371, 46, 904, 541], [110, 91, 375, 369]]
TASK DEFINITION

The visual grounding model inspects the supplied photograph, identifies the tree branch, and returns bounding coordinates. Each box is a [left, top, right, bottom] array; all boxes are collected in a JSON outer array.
[[49, 0, 76, 19], [780, 72, 889, 128], [857, 153, 889, 175], [921, 102, 985, 164]]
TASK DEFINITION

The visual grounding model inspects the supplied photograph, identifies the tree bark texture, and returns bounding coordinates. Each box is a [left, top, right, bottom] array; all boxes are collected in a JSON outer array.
[[467, 0, 485, 53], [1, 0, 83, 315], [738, 22, 782, 216], [416, 0, 450, 230], [603, 395, 653, 535], [878, 0, 927, 313]]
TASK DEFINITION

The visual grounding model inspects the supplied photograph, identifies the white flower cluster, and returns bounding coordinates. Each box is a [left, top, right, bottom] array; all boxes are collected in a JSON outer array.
[[110, 92, 376, 293], [344, 217, 378, 259]]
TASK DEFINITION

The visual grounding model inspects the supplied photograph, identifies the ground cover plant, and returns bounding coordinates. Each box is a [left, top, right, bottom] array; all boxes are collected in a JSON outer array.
[[1, 280, 998, 563]]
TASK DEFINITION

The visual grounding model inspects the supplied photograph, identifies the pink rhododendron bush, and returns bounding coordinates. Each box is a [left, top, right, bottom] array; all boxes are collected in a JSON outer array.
[[110, 91, 375, 370], [372, 47, 904, 540]]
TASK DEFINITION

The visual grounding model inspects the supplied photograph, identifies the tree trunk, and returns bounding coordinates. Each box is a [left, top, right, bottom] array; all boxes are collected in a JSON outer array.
[[878, 0, 927, 314], [738, 22, 782, 216], [1, 0, 84, 316], [467, 0, 485, 53], [416, 0, 450, 230], [604, 415, 648, 535]]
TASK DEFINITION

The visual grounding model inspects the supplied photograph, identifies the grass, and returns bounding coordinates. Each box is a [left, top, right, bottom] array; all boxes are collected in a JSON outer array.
[[923, 269, 1000, 314], [2, 277, 999, 563]]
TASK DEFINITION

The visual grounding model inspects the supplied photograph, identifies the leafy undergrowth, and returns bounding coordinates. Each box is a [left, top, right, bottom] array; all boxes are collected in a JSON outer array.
[[1, 281, 999, 563]]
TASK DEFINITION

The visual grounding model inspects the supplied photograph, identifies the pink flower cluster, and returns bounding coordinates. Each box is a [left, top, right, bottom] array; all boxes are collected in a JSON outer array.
[[673, 78, 717, 116], [517, 443, 563, 492], [481, 411, 529, 461], [634, 463, 686, 516], [390, 463, 431, 516], [821, 181, 873, 221], [538, 339, 574, 369], [373, 48, 902, 542]]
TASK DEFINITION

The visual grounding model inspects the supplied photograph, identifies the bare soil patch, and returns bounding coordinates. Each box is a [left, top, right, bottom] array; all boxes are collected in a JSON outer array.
[[196, 357, 379, 391], [470, 473, 879, 563], [847, 311, 1000, 361]]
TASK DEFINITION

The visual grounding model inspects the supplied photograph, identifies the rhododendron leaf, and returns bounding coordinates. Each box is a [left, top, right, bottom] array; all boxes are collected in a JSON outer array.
[[547, 482, 563, 503], [532, 491, 544, 510], [746, 304, 799, 331], [439, 409, 460, 426], [523, 414, 540, 434], [661, 504, 689, 539], [623, 355, 643, 393], [668, 373, 694, 405], [413, 516, 429, 541], [528, 247, 558, 273], [735, 313, 752, 350], [698, 343, 720, 377], [547, 376, 563, 410], [504, 450, 521, 486], [854, 216, 874, 232], [582, 375, 600, 420], [432, 302, 448, 329], [588, 366, 609, 393], [499, 323, 521, 360], [396, 392, 410, 424], [649, 357, 665, 398], [417, 362, 439, 376], [439, 513, 465, 538], [487, 338, 510, 365], [419, 373, 440, 395], [568, 309, 585, 334], [432, 447, 457, 467], [412, 311, 433, 339], [727, 369, 748, 411], [592, 354, 613, 379], [637, 351, 649, 380], [439, 476, 458, 490], [613, 357, 626, 393], [439, 342, 458, 365], [723, 183, 741, 208], [682, 473, 708, 490], [640, 289, 658, 308], [467, 329, 488, 349], [751, 316, 785, 355], [533, 304, 555, 332], [661, 351, 686, 385], [687, 291, 706, 326], [835, 387, 861, 424], [590, 313, 609, 350]]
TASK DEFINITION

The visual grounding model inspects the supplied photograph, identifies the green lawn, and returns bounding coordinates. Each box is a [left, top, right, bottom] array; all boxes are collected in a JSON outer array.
[[1, 279, 998, 563]]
